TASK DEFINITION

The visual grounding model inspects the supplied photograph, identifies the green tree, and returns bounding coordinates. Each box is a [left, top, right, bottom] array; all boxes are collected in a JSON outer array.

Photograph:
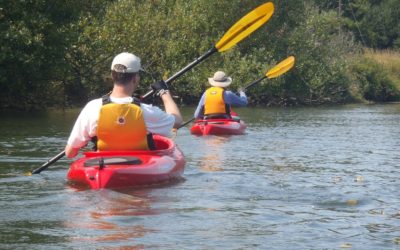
[[4, 0, 391, 109], [51, 0, 359, 106], [313, 0, 400, 49], [0, 0, 110, 110], [71, 0, 271, 100]]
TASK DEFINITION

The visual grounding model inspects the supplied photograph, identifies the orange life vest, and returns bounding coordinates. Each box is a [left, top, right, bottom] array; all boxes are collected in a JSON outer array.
[[96, 96, 149, 151], [204, 86, 230, 115]]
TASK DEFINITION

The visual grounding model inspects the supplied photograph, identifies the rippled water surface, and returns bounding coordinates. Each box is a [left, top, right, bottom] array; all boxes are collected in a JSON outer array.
[[1, 105, 399, 249]]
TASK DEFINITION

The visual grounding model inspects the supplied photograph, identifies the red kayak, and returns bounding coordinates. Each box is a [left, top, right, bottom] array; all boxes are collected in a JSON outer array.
[[67, 135, 185, 189], [190, 118, 246, 135]]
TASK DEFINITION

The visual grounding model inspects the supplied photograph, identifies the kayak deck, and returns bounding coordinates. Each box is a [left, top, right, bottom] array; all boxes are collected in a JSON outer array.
[[190, 118, 246, 135], [67, 135, 185, 189]]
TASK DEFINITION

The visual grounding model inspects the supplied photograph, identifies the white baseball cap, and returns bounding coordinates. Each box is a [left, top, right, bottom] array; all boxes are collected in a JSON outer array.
[[111, 52, 142, 73]]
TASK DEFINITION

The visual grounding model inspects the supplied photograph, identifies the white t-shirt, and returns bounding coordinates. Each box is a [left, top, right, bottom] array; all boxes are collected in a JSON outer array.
[[67, 97, 175, 148]]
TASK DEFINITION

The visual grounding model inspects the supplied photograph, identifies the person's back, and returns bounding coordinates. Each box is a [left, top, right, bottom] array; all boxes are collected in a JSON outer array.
[[96, 94, 149, 151], [194, 71, 248, 119], [65, 52, 182, 158]]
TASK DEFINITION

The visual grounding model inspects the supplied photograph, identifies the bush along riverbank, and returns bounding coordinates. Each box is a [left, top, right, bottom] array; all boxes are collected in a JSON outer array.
[[348, 49, 400, 103], [175, 49, 400, 107], [1, 1, 399, 110]]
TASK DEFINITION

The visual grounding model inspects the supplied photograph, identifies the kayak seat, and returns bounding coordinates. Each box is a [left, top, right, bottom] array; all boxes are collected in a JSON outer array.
[[153, 139, 170, 150], [203, 114, 231, 119], [84, 156, 142, 167]]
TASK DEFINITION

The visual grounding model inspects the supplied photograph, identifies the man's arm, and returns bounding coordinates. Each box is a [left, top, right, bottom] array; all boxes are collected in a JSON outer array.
[[65, 145, 80, 158], [161, 91, 183, 128], [64, 99, 99, 158], [151, 81, 183, 128], [224, 90, 248, 106], [194, 93, 205, 118]]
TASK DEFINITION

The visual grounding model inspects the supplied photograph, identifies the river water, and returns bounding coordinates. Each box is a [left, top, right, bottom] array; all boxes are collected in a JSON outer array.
[[0, 104, 399, 249]]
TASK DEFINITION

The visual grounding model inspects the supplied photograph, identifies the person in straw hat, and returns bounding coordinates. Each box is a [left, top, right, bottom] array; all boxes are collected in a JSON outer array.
[[194, 71, 247, 119], [65, 52, 183, 158]]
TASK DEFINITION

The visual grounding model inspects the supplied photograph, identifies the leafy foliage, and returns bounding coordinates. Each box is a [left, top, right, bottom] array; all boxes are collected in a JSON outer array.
[[314, 0, 400, 49], [1, 0, 399, 109], [0, 0, 109, 109], [350, 52, 400, 101]]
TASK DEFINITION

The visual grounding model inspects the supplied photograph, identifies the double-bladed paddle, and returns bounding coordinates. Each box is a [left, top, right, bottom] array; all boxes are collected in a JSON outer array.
[[243, 55, 295, 91], [30, 2, 275, 174], [178, 56, 296, 129], [141, 2, 274, 100]]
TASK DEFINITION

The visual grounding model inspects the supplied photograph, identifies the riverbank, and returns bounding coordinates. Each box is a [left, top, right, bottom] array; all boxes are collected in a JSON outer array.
[[348, 49, 400, 103], [2, 48, 400, 111]]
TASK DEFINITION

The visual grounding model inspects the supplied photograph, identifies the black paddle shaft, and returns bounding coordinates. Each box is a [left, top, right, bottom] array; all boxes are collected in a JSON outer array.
[[243, 76, 267, 91], [31, 150, 66, 174], [141, 47, 218, 101], [177, 117, 195, 129]]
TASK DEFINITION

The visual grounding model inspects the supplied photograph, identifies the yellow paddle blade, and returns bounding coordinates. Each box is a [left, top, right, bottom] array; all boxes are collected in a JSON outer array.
[[215, 2, 274, 52], [266, 56, 295, 79]]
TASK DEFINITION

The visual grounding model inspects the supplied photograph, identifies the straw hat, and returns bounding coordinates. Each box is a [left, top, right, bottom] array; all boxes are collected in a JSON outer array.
[[208, 71, 232, 88]]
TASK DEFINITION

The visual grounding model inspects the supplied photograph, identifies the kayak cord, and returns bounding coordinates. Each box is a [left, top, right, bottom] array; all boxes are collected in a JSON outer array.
[[99, 157, 105, 170]]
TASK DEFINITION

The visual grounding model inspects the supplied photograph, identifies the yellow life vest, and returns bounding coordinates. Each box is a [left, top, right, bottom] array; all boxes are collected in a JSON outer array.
[[97, 98, 149, 151], [204, 86, 228, 115]]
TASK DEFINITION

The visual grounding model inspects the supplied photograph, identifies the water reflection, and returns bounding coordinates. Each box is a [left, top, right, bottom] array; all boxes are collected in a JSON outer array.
[[63, 187, 170, 246], [198, 136, 230, 172]]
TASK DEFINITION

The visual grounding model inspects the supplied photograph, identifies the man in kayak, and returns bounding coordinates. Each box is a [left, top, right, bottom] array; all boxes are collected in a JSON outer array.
[[194, 71, 248, 119], [65, 52, 183, 158]]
